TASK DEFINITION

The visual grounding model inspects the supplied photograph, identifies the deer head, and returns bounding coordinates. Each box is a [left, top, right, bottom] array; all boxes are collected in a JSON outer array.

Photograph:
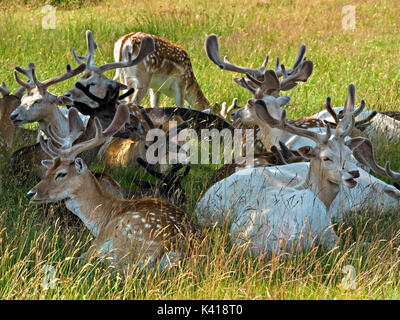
[[28, 104, 130, 202], [65, 30, 155, 108], [253, 84, 364, 193], [10, 63, 85, 127]]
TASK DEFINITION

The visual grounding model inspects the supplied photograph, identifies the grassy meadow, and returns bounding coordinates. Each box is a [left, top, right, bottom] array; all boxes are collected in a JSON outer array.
[[0, 0, 400, 299]]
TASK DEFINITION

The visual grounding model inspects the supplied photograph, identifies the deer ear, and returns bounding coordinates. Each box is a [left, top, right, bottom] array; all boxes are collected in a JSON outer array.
[[41, 160, 54, 169], [297, 146, 316, 160], [74, 158, 87, 174], [57, 95, 73, 106], [277, 96, 290, 107]]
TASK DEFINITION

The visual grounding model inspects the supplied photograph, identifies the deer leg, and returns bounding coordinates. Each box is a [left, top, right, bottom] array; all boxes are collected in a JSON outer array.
[[173, 81, 185, 108], [149, 88, 161, 108], [131, 73, 152, 106]]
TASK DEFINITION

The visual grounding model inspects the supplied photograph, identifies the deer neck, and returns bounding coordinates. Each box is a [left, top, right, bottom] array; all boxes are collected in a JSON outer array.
[[65, 172, 120, 237], [185, 77, 211, 110], [39, 106, 69, 139], [296, 159, 340, 210]]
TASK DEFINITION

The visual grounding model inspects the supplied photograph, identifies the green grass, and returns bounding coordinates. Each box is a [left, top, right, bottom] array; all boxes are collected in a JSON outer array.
[[1, 0, 400, 299]]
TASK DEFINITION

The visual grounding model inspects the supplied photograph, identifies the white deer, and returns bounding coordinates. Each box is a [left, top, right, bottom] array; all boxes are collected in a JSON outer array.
[[196, 87, 400, 238], [196, 94, 365, 256]]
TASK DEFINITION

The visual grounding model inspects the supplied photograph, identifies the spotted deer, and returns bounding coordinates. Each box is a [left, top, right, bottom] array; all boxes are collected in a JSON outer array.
[[65, 30, 155, 109], [196, 92, 367, 256], [28, 105, 199, 271], [113, 32, 211, 110]]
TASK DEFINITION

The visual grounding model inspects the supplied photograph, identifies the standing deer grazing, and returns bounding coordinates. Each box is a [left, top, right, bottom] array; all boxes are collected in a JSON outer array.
[[65, 30, 155, 109], [27, 105, 199, 271], [113, 32, 211, 110]]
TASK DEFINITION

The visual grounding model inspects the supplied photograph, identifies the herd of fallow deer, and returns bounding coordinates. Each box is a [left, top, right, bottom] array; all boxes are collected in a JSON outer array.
[[1, 29, 400, 271]]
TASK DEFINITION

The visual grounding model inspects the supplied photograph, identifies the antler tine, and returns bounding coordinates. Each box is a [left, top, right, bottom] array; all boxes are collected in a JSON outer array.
[[270, 145, 287, 164], [246, 69, 281, 96], [292, 44, 307, 71], [226, 97, 240, 113], [233, 77, 257, 95], [353, 100, 366, 118], [75, 82, 111, 104], [14, 68, 34, 90], [98, 36, 155, 73], [254, 99, 324, 144], [335, 84, 358, 138], [139, 108, 155, 130], [71, 47, 85, 65], [47, 125, 67, 146], [278, 140, 296, 160], [86, 30, 98, 57], [349, 138, 388, 178], [385, 162, 400, 181], [42, 63, 86, 88], [204, 34, 264, 78], [324, 96, 338, 124], [220, 98, 240, 119], [118, 88, 135, 100], [259, 55, 269, 72], [29, 62, 46, 91], [71, 30, 97, 68], [0, 82, 10, 97], [39, 135, 58, 159]]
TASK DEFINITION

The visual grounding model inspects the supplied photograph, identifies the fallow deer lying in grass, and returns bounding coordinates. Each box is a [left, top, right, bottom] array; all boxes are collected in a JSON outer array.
[[72, 79, 232, 170], [114, 32, 211, 110], [28, 105, 199, 271], [197, 86, 400, 239], [9, 37, 153, 179], [196, 96, 365, 256], [65, 30, 155, 109], [205, 35, 376, 150]]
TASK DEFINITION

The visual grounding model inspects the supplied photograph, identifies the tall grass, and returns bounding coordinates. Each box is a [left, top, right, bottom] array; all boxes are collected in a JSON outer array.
[[0, 0, 400, 299]]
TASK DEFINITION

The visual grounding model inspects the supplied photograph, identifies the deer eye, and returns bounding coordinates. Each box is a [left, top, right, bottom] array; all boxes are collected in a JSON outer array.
[[55, 172, 67, 180], [323, 157, 332, 162]]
